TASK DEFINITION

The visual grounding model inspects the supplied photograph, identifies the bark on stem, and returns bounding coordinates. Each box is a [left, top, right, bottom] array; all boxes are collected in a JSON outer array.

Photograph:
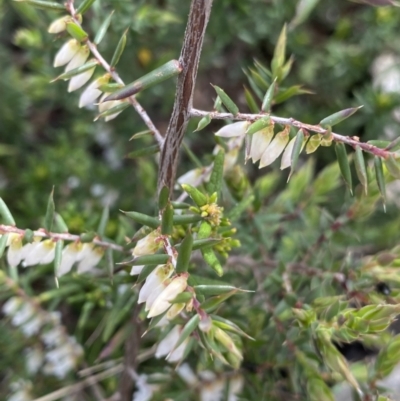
[[157, 0, 213, 193]]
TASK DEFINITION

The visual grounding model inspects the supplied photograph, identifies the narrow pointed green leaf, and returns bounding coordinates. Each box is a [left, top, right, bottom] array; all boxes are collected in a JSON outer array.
[[246, 116, 271, 135], [212, 85, 239, 115], [335, 142, 353, 194], [172, 214, 202, 225], [53, 60, 98, 81], [290, 0, 320, 29], [131, 254, 169, 266], [206, 150, 225, 197], [213, 96, 224, 112], [201, 248, 223, 276], [94, 101, 129, 121], [110, 28, 128, 67], [80, 232, 96, 242], [97, 206, 109, 237], [274, 85, 313, 104], [0, 198, 16, 225], [169, 291, 193, 304], [244, 86, 259, 113], [161, 202, 174, 235], [54, 213, 68, 233], [106, 248, 114, 281], [94, 10, 114, 45], [181, 184, 207, 206], [227, 195, 255, 221], [171, 202, 190, 209], [98, 83, 124, 92], [320, 106, 362, 128], [23, 229, 34, 243], [288, 129, 305, 181], [354, 146, 368, 195], [194, 114, 211, 132], [367, 140, 391, 148], [169, 314, 200, 354], [261, 79, 276, 112], [44, 187, 55, 232], [201, 290, 238, 312], [176, 231, 193, 273], [178, 238, 221, 251], [18, 0, 66, 10], [129, 130, 152, 141], [271, 24, 287, 78], [66, 21, 88, 41], [280, 56, 295, 81], [193, 284, 251, 296], [54, 240, 63, 277], [211, 315, 255, 340], [0, 234, 8, 259], [76, 0, 97, 15], [374, 157, 386, 209], [105, 60, 182, 101], [385, 155, 400, 179], [137, 264, 157, 284], [121, 211, 159, 229], [386, 136, 400, 151], [158, 186, 170, 211], [126, 144, 159, 159]]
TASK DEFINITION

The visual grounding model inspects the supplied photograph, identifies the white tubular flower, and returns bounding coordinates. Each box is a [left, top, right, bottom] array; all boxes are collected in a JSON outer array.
[[145, 280, 169, 312], [176, 363, 198, 386], [76, 244, 104, 273], [48, 16, 70, 34], [54, 39, 80, 67], [228, 374, 244, 401], [2, 296, 22, 316], [177, 167, 209, 187], [25, 347, 44, 375], [249, 126, 274, 163], [259, 128, 290, 169], [280, 134, 297, 170], [57, 242, 83, 276], [147, 274, 188, 318], [8, 381, 33, 401], [132, 230, 161, 257], [155, 325, 188, 362], [98, 93, 125, 122], [138, 264, 174, 304], [68, 66, 96, 92], [132, 374, 159, 401], [23, 239, 55, 267], [166, 303, 185, 320], [65, 45, 89, 72], [213, 327, 243, 361], [7, 233, 23, 267], [130, 265, 145, 275], [200, 378, 225, 401], [214, 121, 249, 138], [11, 302, 35, 327], [79, 75, 109, 108]]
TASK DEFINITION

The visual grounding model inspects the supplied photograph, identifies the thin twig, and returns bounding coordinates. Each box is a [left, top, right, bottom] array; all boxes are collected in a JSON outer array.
[[66, 2, 164, 148], [0, 224, 124, 252], [190, 108, 394, 159], [157, 0, 214, 193]]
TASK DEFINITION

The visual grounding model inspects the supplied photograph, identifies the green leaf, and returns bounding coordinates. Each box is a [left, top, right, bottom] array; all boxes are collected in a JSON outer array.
[[335, 142, 353, 194], [0, 198, 16, 225], [80, 232, 96, 242], [173, 214, 202, 225], [110, 28, 128, 67], [94, 102, 129, 121], [385, 155, 400, 179], [170, 291, 193, 304], [354, 146, 368, 195], [54, 240, 63, 277], [227, 195, 255, 221], [181, 184, 207, 207], [66, 22, 88, 41], [201, 248, 223, 276], [288, 129, 305, 181], [177, 238, 221, 251], [122, 211, 159, 229], [161, 202, 174, 235], [306, 134, 322, 154], [76, 0, 97, 15], [105, 60, 182, 101], [126, 144, 159, 159], [244, 86, 259, 114], [54, 213, 68, 233], [0, 234, 8, 259], [98, 83, 124, 92], [176, 231, 193, 273], [194, 114, 212, 132], [206, 150, 225, 197], [106, 248, 114, 281], [201, 290, 238, 312], [211, 315, 255, 340], [374, 156, 386, 209], [94, 10, 114, 45], [97, 206, 109, 237], [44, 187, 55, 232], [131, 254, 169, 266], [275, 85, 313, 104], [261, 79, 276, 112], [320, 106, 362, 128], [212, 85, 239, 115], [158, 186, 170, 211], [246, 116, 271, 136], [53, 59, 98, 81], [271, 24, 287, 79], [129, 130, 152, 141], [17, 0, 66, 11], [290, 0, 321, 29], [169, 314, 200, 354]]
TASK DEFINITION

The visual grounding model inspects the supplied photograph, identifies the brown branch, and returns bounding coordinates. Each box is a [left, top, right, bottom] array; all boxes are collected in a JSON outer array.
[[157, 0, 214, 193], [190, 108, 394, 159]]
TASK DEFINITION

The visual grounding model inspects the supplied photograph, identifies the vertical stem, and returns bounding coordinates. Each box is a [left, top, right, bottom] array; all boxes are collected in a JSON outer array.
[[157, 0, 213, 194]]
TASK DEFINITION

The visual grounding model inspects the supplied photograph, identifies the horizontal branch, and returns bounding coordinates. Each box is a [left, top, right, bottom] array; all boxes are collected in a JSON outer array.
[[67, 2, 164, 148], [190, 108, 393, 159], [0, 225, 124, 252]]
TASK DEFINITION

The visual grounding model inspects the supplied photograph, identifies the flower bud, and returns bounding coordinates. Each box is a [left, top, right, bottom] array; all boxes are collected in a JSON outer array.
[[214, 121, 249, 138], [68, 66, 96, 92], [48, 16, 70, 34], [7, 233, 23, 267], [65, 45, 89, 72], [79, 75, 109, 108], [132, 230, 161, 257], [54, 40, 80, 67]]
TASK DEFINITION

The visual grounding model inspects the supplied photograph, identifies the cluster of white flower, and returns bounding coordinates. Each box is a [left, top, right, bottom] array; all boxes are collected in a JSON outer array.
[[3, 296, 83, 379], [132, 364, 243, 401], [50, 22, 126, 121], [2, 233, 104, 276]]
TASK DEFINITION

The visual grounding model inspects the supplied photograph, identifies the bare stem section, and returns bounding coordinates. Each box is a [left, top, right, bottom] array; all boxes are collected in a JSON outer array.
[[157, 0, 214, 193], [190, 108, 393, 159]]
